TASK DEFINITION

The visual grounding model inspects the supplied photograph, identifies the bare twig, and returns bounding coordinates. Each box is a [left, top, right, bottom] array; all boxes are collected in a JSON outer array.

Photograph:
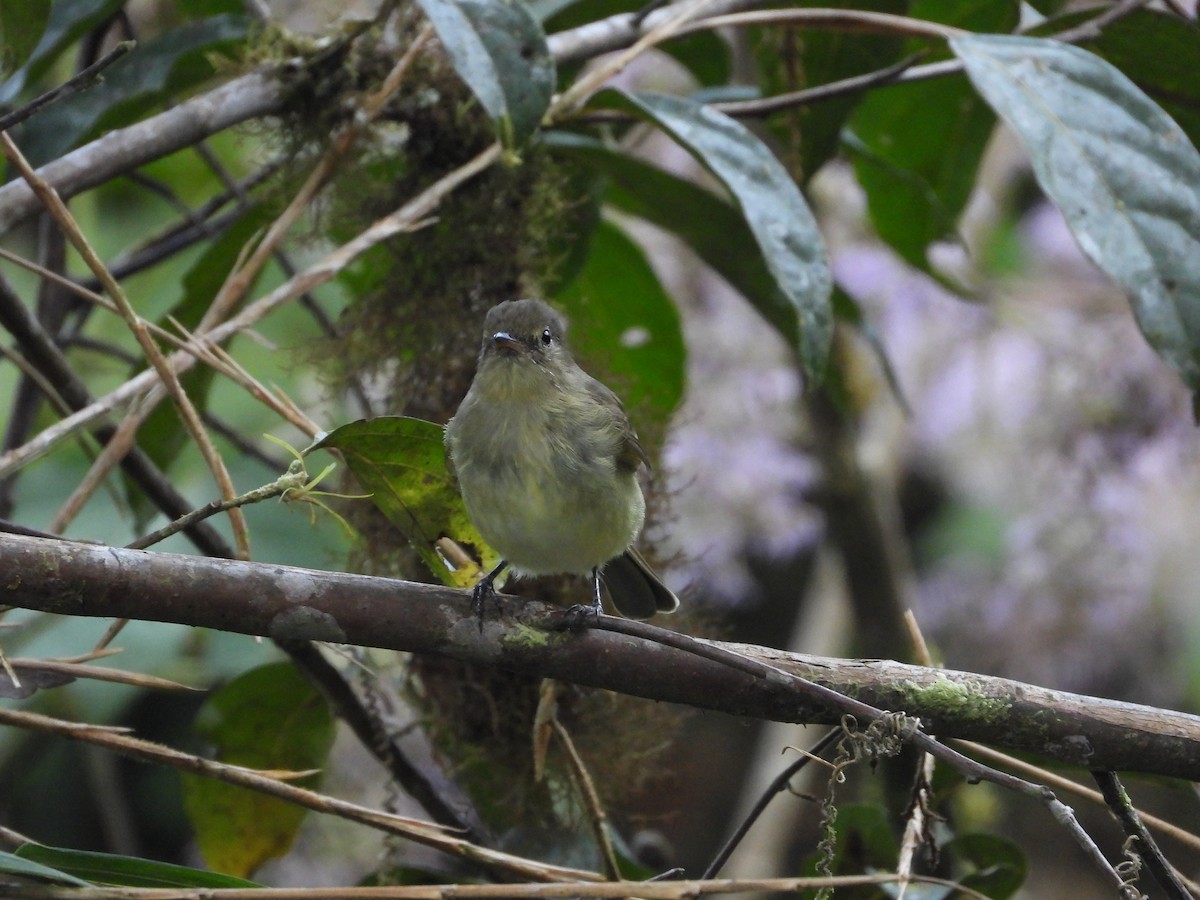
[[0, 41, 136, 132], [1092, 771, 1192, 900], [0, 143, 500, 480], [702, 729, 840, 878], [564, 614, 1131, 896], [0, 132, 249, 554], [5, 656, 198, 692], [202, 25, 433, 332], [956, 740, 1200, 858], [675, 8, 968, 40], [551, 716, 621, 880], [0, 705, 594, 884], [0, 871, 992, 898]]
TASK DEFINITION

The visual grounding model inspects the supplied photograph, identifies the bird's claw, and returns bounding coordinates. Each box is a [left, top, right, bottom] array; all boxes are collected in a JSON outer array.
[[559, 602, 601, 630]]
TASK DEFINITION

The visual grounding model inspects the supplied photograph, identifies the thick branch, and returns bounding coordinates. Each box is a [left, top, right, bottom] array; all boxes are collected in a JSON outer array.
[[2, 532, 1198, 781]]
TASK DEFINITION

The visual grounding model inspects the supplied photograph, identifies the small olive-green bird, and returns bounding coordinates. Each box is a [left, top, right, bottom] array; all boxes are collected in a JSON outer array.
[[444, 298, 679, 621]]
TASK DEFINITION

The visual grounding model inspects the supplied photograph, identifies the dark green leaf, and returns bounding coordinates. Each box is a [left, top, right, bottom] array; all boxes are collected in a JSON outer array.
[[593, 90, 833, 378], [752, 0, 905, 180], [946, 833, 1027, 899], [311, 416, 500, 587], [177, 0, 247, 15], [953, 33, 1200, 390], [0, 1, 52, 79], [0, 848, 91, 886], [0, 0, 124, 104], [415, 0, 554, 148], [555, 218, 685, 436], [909, 0, 1018, 38], [182, 662, 334, 878], [19, 14, 249, 166], [546, 132, 799, 368], [847, 77, 994, 271], [17, 844, 261, 889], [662, 30, 730, 87]]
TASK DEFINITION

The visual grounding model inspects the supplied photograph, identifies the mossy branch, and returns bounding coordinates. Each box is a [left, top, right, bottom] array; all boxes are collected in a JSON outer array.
[[2, 531, 1198, 782]]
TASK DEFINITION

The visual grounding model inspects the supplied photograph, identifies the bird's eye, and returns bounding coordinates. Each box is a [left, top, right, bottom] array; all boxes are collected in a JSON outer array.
[[540, 328, 553, 346]]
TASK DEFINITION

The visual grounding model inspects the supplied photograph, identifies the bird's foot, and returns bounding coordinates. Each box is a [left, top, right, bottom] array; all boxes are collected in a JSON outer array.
[[559, 601, 602, 630], [472, 560, 509, 631]]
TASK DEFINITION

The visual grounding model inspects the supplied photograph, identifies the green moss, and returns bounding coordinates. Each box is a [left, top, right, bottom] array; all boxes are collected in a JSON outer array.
[[501, 623, 552, 649], [899, 675, 1012, 724]]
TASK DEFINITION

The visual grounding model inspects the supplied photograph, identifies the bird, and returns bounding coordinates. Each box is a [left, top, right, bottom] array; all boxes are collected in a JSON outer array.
[[444, 298, 679, 623]]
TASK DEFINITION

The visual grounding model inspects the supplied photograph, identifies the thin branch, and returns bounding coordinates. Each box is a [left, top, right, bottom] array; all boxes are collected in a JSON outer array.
[[0, 132, 249, 554], [0, 871, 990, 899], [0, 142, 500, 480], [1092, 771, 1193, 900], [957, 740, 1200, 858], [124, 461, 308, 550], [675, 8, 969, 41], [551, 717, 621, 880], [0, 272, 233, 557], [0, 705, 593, 885], [0, 66, 291, 236], [702, 729, 840, 878], [0, 41, 136, 132]]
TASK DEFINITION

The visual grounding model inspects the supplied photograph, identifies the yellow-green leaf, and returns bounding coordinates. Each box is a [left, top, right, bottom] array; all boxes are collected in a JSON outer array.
[[310, 416, 499, 588], [182, 663, 334, 878]]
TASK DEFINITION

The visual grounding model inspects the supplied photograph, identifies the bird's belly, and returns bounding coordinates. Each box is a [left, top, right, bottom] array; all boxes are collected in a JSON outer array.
[[461, 467, 645, 575]]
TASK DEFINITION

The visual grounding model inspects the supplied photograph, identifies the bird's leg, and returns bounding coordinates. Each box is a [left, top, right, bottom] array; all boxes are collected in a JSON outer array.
[[472, 559, 508, 629], [561, 567, 604, 629]]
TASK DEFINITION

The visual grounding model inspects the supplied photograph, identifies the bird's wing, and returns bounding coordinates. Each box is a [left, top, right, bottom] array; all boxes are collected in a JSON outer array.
[[584, 375, 650, 472]]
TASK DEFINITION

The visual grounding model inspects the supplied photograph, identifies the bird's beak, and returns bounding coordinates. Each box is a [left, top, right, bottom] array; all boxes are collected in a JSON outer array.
[[492, 331, 525, 355]]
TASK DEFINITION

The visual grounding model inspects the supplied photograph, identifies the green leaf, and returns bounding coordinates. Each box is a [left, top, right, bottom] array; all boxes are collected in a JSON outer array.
[[311, 416, 499, 587], [18, 14, 249, 166], [909, 0, 1019, 40], [945, 833, 1027, 899], [847, 1, 1015, 272], [753, 0, 905, 181], [592, 90, 833, 378], [662, 30, 730, 87], [0, 848, 91, 886], [545, 132, 780, 313], [0, 0, 124, 104], [415, 0, 554, 148], [555, 218, 685, 437], [0, 1, 51, 79], [953, 33, 1200, 391], [17, 844, 261, 888], [847, 77, 995, 271], [182, 662, 335, 879]]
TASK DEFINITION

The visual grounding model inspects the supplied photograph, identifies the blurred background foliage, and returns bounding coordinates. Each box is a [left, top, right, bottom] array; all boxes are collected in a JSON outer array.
[[2, 0, 1200, 897]]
